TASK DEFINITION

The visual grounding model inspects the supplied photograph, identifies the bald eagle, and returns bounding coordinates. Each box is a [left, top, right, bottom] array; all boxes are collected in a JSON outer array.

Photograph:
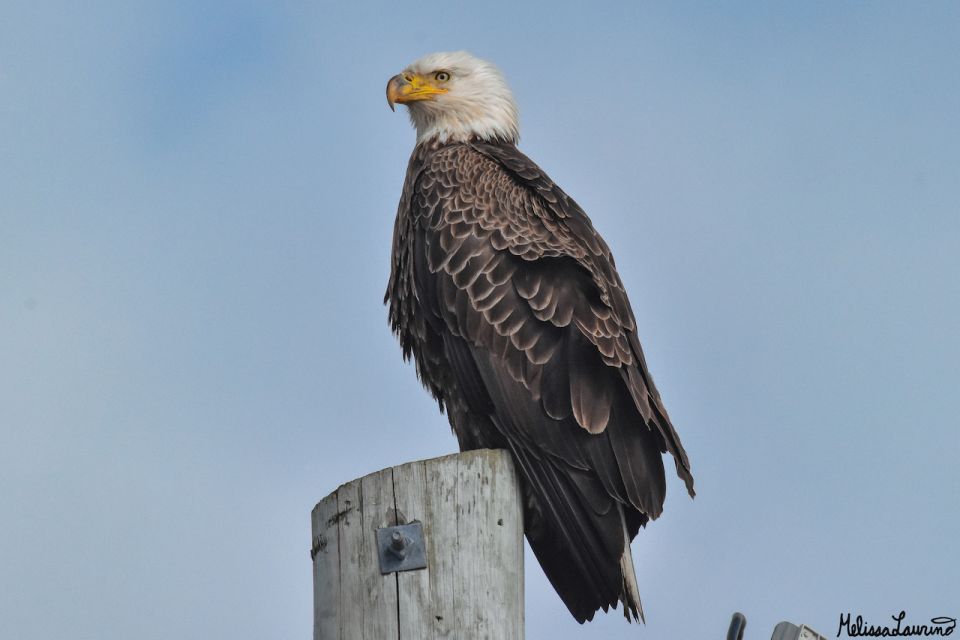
[[385, 51, 694, 624]]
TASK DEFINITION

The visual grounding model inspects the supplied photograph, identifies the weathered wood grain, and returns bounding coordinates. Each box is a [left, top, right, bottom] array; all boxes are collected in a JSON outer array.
[[312, 449, 524, 640], [311, 493, 340, 639], [338, 467, 399, 639]]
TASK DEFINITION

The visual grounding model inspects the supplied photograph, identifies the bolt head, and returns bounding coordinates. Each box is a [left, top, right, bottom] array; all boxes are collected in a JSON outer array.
[[390, 532, 406, 550]]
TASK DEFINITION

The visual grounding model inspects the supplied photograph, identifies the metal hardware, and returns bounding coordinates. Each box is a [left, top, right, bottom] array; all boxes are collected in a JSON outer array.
[[771, 621, 827, 640], [389, 531, 406, 557], [727, 612, 746, 640], [727, 614, 827, 640], [376, 522, 427, 574]]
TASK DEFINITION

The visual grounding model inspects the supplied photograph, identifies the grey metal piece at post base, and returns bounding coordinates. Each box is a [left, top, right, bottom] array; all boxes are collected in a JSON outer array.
[[728, 612, 827, 640]]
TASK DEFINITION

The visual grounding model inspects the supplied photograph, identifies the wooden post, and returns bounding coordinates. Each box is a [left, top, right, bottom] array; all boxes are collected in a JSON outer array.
[[311, 449, 524, 640]]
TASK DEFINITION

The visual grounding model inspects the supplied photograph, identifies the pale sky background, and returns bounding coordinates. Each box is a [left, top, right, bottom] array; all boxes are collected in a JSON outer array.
[[2, 2, 958, 639]]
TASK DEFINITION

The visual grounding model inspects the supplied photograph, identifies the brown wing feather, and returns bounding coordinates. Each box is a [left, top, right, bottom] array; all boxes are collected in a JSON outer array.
[[386, 141, 693, 622], [471, 141, 695, 496]]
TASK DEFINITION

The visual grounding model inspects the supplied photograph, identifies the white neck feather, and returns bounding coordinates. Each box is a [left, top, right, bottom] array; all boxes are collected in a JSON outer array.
[[409, 97, 519, 145]]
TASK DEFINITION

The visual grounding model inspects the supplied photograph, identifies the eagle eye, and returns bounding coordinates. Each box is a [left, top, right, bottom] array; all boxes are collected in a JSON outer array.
[[435, 71, 450, 82]]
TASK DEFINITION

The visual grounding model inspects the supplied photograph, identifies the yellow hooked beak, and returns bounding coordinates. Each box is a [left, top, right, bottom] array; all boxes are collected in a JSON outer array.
[[386, 73, 448, 111]]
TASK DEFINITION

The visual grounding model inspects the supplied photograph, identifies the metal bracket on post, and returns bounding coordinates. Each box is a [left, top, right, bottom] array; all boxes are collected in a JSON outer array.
[[726, 613, 828, 640], [376, 522, 427, 574], [771, 622, 828, 640]]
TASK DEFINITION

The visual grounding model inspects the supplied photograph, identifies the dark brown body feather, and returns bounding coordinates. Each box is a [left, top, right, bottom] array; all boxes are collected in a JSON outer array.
[[385, 140, 694, 623]]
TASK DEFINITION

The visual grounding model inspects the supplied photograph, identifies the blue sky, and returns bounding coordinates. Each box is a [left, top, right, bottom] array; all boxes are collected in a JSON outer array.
[[1, 2, 958, 638]]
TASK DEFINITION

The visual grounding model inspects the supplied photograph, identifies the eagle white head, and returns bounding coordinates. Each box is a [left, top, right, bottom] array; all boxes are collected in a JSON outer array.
[[387, 51, 520, 145]]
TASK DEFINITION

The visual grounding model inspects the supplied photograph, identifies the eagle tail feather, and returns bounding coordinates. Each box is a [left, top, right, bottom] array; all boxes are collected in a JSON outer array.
[[505, 438, 643, 624], [618, 504, 644, 623]]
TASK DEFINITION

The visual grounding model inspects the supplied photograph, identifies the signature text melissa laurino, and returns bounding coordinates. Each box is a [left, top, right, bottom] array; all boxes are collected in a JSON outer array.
[[838, 611, 956, 637]]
